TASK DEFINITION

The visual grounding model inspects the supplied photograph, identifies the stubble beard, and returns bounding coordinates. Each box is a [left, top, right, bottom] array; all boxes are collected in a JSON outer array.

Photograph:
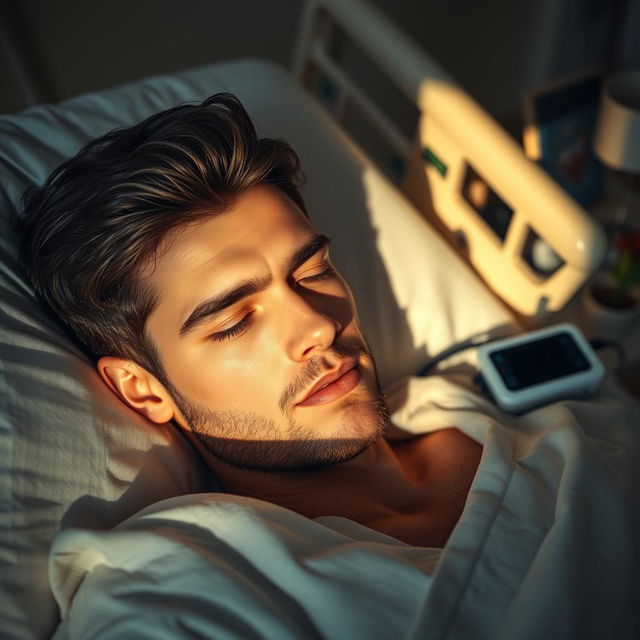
[[167, 368, 391, 474]]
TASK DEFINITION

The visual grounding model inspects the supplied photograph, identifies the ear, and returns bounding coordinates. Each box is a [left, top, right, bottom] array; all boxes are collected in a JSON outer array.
[[97, 356, 176, 425]]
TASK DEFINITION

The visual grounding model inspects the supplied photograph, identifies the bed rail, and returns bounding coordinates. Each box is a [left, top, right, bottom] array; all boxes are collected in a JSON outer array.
[[293, 0, 607, 324]]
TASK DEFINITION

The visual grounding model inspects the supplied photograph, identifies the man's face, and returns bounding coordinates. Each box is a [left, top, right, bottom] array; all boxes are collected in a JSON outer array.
[[144, 184, 389, 472]]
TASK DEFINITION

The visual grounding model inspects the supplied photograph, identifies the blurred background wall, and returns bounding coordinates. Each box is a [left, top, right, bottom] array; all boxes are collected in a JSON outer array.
[[1, 0, 638, 136]]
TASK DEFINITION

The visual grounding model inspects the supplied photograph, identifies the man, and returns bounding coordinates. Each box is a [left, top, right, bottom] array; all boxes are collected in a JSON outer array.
[[18, 93, 482, 548]]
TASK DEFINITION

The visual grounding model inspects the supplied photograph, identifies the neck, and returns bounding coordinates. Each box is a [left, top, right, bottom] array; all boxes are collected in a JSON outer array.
[[203, 435, 422, 523]]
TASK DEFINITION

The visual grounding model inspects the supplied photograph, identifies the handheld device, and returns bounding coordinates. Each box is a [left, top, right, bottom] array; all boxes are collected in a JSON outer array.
[[476, 323, 604, 413]]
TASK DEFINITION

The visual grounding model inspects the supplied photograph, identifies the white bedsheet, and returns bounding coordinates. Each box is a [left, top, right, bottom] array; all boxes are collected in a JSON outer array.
[[49, 374, 640, 639]]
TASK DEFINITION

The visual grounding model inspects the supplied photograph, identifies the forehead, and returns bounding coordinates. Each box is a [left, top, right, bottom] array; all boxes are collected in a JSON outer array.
[[148, 185, 313, 281]]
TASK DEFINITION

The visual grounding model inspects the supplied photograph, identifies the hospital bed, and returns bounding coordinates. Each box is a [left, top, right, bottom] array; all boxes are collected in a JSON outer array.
[[1, 1, 638, 638]]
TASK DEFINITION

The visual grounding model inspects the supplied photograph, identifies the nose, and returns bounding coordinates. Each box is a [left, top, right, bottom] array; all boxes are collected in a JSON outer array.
[[282, 286, 346, 361]]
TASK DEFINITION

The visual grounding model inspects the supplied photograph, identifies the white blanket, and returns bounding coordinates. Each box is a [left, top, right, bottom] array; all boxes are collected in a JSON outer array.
[[49, 374, 640, 639]]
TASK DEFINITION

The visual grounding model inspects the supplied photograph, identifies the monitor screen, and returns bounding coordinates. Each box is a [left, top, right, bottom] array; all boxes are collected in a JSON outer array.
[[489, 331, 590, 391]]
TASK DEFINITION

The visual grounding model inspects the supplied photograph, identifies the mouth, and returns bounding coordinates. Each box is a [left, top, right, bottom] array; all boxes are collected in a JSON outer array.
[[295, 361, 361, 407]]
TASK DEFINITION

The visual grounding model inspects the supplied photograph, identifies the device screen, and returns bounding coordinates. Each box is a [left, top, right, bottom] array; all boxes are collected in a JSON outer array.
[[489, 331, 591, 391]]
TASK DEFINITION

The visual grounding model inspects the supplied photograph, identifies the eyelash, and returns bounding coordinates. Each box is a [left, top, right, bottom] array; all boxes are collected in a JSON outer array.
[[210, 266, 336, 343]]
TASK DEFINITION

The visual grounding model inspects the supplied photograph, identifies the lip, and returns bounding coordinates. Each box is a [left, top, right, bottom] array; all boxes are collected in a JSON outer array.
[[295, 360, 358, 407]]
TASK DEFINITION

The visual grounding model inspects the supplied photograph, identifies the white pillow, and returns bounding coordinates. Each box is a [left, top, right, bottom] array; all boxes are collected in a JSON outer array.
[[0, 58, 515, 640]]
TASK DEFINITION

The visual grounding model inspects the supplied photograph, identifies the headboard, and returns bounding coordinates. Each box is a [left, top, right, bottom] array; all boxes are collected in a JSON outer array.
[[293, 0, 607, 323]]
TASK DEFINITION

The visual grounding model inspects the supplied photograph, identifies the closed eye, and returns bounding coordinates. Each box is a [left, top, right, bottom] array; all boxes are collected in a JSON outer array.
[[210, 266, 338, 343], [210, 311, 254, 343], [298, 266, 336, 284]]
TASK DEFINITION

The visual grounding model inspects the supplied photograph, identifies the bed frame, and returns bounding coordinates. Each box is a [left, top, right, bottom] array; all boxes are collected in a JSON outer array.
[[293, 0, 607, 324]]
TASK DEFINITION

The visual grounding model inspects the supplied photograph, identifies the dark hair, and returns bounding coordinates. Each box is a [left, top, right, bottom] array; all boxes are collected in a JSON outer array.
[[18, 93, 307, 383]]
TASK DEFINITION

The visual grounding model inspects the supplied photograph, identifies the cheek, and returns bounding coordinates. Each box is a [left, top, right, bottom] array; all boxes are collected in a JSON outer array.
[[166, 340, 281, 410]]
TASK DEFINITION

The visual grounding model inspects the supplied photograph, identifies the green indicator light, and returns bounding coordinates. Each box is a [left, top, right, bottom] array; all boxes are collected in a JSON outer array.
[[422, 146, 448, 177]]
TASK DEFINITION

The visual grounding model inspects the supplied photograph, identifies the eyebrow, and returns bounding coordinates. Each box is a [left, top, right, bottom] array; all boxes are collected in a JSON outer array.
[[178, 233, 332, 337]]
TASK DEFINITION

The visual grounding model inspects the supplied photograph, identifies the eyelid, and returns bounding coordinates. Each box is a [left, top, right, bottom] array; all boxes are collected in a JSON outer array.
[[297, 257, 331, 277], [210, 311, 254, 342]]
